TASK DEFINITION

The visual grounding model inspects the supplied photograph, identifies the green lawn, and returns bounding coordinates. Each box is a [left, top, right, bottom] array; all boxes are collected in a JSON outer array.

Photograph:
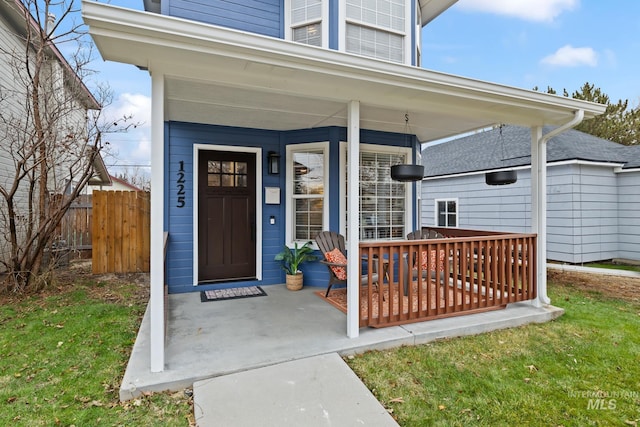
[[347, 279, 640, 426], [1, 267, 638, 426], [0, 270, 193, 426]]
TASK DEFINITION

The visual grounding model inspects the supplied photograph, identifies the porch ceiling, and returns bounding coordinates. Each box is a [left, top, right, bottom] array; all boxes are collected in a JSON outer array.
[[82, 1, 606, 143]]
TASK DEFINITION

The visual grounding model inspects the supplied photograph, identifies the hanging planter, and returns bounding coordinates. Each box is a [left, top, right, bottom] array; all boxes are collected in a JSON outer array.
[[391, 164, 424, 182], [485, 170, 517, 186], [485, 124, 517, 186]]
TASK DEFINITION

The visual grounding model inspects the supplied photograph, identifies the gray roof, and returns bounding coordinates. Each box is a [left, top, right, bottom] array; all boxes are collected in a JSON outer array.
[[422, 125, 640, 178]]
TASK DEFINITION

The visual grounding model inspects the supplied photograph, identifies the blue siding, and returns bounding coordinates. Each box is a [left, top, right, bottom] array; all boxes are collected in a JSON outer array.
[[165, 122, 281, 293], [165, 123, 420, 294], [329, 0, 339, 50], [167, 0, 283, 38]]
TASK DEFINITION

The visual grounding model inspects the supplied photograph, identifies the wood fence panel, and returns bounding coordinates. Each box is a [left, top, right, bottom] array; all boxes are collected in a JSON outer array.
[[92, 192, 107, 273], [92, 191, 150, 274], [57, 195, 93, 250]]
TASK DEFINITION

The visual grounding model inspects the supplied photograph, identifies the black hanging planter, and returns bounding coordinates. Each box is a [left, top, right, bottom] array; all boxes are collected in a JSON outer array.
[[485, 170, 517, 186], [391, 164, 424, 182]]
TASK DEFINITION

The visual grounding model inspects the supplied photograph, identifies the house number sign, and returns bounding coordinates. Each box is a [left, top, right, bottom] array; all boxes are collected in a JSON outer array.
[[176, 160, 186, 208]]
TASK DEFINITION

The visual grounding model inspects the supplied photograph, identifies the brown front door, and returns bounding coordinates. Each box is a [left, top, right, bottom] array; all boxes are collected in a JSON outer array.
[[198, 150, 256, 282]]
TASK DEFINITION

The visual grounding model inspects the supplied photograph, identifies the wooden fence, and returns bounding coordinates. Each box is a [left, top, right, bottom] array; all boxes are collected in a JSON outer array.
[[57, 195, 93, 252], [92, 191, 150, 274]]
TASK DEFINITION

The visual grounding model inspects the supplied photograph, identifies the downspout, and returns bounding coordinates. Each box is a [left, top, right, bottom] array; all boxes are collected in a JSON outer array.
[[534, 109, 584, 306], [541, 110, 584, 144]]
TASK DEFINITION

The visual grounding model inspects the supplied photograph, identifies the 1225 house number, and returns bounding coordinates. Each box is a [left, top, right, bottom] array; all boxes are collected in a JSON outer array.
[[176, 160, 186, 208]]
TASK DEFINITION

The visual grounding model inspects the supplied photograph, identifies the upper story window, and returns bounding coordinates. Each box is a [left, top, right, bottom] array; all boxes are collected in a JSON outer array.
[[345, 0, 406, 63], [286, 142, 329, 244], [287, 0, 325, 47], [436, 199, 458, 227]]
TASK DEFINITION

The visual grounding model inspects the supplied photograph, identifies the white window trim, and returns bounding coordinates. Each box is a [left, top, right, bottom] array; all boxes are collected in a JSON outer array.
[[415, 2, 422, 66], [285, 141, 330, 246], [192, 144, 263, 286], [434, 197, 459, 228], [339, 141, 413, 239], [339, 0, 412, 65], [284, 0, 329, 48]]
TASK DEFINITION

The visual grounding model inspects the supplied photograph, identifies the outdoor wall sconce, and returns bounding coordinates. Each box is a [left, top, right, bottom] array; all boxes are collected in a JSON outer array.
[[267, 151, 280, 175]]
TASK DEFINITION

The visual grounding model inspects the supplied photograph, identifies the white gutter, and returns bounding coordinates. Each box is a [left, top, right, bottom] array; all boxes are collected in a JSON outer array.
[[541, 109, 585, 145], [534, 109, 584, 306]]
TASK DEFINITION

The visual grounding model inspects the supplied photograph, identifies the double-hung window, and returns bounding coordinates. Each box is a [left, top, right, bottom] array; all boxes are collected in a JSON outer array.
[[342, 143, 411, 240], [288, 0, 324, 47], [345, 0, 407, 63], [286, 142, 329, 244], [436, 199, 458, 227]]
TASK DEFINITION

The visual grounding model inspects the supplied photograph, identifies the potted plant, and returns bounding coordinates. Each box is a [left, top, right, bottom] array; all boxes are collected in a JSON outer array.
[[274, 241, 317, 290]]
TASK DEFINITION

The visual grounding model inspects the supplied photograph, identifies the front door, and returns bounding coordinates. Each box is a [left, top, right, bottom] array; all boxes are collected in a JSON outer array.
[[198, 150, 256, 282]]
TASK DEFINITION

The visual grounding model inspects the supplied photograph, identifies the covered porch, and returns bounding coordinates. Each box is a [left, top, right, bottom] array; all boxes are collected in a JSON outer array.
[[120, 280, 562, 400], [82, 0, 607, 376]]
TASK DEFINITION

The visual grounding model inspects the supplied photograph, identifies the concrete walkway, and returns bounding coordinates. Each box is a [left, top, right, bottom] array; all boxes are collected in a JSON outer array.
[[118, 265, 638, 424], [120, 285, 564, 402], [193, 353, 398, 426]]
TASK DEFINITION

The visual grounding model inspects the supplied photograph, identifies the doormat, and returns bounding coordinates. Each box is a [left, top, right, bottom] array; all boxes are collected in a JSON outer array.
[[200, 286, 267, 302]]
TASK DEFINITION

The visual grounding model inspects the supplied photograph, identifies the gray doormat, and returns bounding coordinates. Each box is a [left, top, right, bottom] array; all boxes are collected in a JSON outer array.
[[200, 286, 267, 302]]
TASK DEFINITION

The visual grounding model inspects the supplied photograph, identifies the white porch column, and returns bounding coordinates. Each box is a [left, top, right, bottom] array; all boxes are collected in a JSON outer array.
[[530, 126, 549, 306], [346, 100, 360, 338], [149, 72, 165, 372]]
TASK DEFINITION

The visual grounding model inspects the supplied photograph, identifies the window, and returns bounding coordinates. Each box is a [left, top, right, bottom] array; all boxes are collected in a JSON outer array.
[[345, 0, 406, 63], [286, 143, 329, 243], [436, 199, 457, 227], [343, 144, 411, 240], [206, 160, 247, 188], [289, 0, 324, 47]]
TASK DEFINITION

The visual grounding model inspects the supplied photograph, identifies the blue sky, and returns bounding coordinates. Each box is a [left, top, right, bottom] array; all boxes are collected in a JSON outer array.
[[422, 0, 640, 104], [85, 0, 640, 175]]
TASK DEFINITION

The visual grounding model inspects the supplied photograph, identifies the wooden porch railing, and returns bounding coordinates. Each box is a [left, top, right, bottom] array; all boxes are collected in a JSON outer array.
[[357, 229, 537, 328]]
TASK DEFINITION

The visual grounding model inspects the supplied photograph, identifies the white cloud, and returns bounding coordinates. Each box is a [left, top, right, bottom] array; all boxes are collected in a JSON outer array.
[[456, 0, 578, 22], [106, 93, 151, 129], [540, 45, 598, 67], [102, 93, 152, 170]]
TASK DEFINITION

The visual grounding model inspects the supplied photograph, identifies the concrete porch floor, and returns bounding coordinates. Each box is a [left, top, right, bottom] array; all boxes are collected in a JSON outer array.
[[120, 283, 564, 401]]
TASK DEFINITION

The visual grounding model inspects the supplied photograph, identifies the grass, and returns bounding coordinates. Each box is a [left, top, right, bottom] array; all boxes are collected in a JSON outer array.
[[584, 262, 640, 273], [347, 279, 640, 426], [0, 268, 193, 426], [1, 265, 638, 426]]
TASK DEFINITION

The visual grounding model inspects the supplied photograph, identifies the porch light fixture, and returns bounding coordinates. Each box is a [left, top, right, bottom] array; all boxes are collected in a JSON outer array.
[[391, 114, 424, 182], [485, 124, 517, 186], [267, 151, 280, 175]]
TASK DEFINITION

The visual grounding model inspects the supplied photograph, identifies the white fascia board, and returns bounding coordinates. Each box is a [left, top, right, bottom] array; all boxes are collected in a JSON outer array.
[[81, 1, 606, 125], [418, 0, 458, 25], [614, 167, 640, 173], [550, 159, 626, 169]]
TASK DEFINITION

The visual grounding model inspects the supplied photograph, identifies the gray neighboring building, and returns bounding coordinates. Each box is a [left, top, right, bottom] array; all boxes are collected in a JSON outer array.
[[421, 125, 640, 264]]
